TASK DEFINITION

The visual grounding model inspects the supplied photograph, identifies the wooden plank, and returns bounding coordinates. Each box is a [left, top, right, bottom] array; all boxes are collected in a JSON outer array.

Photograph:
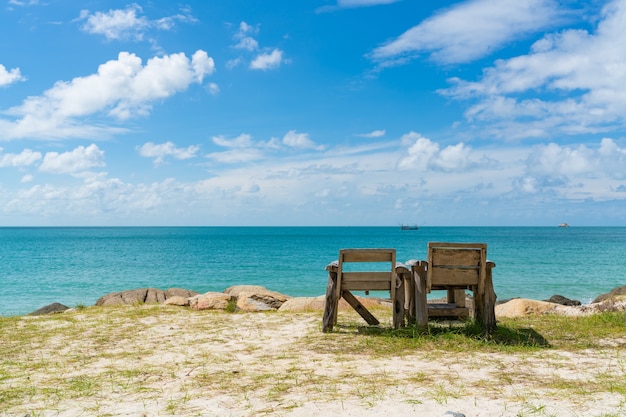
[[431, 249, 482, 267], [322, 269, 338, 332], [413, 262, 428, 330], [342, 272, 392, 282], [341, 290, 379, 326], [430, 266, 479, 286], [427, 304, 470, 317], [342, 281, 391, 291], [340, 249, 395, 263]]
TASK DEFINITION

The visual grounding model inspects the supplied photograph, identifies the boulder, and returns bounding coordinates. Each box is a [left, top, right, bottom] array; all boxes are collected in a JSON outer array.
[[223, 285, 291, 312], [189, 292, 233, 310], [28, 302, 69, 316], [165, 288, 199, 298], [495, 298, 560, 318], [545, 294, 581, 306], [96, 288, 162, 306], [95, 287, 199, 307], [593, 286, 626, 303], [164, 296, 190, 306]]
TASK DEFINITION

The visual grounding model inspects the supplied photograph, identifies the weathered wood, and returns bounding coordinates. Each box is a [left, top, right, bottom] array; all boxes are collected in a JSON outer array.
[[342, 281, 392, 291], [411, 243, 496, 333], [340, 249, 395, 263], [341, 290, 379, 326], [473, 261, 497, 333], [413, 261, 428, 330], [427, 304, 470, 317], [322, 266, 338, 332], [430, 267, 480, 286], [393, 266, 407, 329], [322, 249, 405, 331]]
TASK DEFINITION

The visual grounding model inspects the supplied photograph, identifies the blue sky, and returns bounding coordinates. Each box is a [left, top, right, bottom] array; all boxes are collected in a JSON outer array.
[[1, 0, 626, 226]]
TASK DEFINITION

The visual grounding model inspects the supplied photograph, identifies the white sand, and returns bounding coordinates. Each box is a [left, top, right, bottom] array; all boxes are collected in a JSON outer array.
[[2, 306, 625, 417]]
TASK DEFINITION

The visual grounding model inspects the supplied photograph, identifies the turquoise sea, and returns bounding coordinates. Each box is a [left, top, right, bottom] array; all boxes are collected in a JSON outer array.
[[1, 226, 625, 317]]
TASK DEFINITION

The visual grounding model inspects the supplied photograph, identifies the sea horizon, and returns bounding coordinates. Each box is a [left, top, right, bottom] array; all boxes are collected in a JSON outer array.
[[1, 225, 624, 317]]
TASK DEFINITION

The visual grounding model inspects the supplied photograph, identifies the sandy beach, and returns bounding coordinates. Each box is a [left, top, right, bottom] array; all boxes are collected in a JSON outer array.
[[1, 301, 625, 417]]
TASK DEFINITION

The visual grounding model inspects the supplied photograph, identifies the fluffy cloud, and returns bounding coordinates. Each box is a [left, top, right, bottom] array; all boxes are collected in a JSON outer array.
[[233, 21, 260, 51], [0, 148, 42, 167], [398, 132, 474, 171], [0, 64, 26, 86], [441, 0, 626, 138], [250, 49, 284, 71], [137, 141, 201, 166], [1, 50, 214, 140], [282, 130, 325, 150], [78, 4, 196, 42], [356, 130, 386, 138], [39, 144, 105, 174], [524, 138, 626, 182], [370, 0, 562, 65], [229, 22, 284, 71]]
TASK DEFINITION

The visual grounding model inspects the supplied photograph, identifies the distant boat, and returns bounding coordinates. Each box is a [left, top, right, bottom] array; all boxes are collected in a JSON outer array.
[[558, 223, 570, 227], [400, 225, 419, 230]]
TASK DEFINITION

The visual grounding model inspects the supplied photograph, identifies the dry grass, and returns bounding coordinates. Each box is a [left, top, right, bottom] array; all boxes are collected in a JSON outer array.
[[0, 305, 625, 416]]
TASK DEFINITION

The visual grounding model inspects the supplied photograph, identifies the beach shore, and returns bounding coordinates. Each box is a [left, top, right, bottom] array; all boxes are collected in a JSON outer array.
[[1, 301, 625, 417]]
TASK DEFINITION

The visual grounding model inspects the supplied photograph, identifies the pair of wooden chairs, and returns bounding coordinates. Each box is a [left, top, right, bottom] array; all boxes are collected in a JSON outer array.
[[322, 243, 497, 333]]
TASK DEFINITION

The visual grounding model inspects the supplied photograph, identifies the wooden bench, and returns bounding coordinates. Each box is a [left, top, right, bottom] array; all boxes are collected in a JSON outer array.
[[407, 242, 497, 333], [322, 249, 410, 332]]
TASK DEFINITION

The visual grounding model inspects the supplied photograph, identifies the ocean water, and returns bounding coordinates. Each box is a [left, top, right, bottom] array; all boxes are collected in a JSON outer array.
[[1, 226, 625, 317]]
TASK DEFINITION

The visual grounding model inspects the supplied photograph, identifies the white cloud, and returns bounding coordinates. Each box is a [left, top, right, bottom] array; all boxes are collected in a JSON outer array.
[[207, 82, 220, 95], [20, 174, 34, 183], [78, 4, 196, 42], [8, 0, 41, 6], [0, 64, 26, 86], [250, 49, 284, 71], [212, 134, 254, 148], [0, 148, 42, 167], [282, 130, 324, 150], [356, 129, 386, 138], [206, 148, 265, 164], [233, 21, 260, 51], [39, 144, 105, 174], [137, 141, 201, 166], [317, 0, 399, 12], [370, 0, 562, 65], [398, 132, 475, 171], [440, 0, 626, 138], [0, 50, 214, 140], [524, 138, 626, 183]]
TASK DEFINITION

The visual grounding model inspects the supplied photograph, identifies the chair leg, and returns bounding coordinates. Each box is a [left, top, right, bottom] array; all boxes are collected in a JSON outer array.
[[322, 269, 338, 332]]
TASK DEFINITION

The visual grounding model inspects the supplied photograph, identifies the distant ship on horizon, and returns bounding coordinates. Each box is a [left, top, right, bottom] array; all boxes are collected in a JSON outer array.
[[400, 224, 419, 230], [558, 222, 570, 227]]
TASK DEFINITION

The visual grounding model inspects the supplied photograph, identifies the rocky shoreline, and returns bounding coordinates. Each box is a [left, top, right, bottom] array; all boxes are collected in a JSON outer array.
[[26, 285, 626, 318]]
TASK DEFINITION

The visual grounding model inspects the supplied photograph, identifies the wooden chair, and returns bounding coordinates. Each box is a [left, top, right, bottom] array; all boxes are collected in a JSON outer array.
[[322, 249, 408, 332], [408, 242, 496, 333]]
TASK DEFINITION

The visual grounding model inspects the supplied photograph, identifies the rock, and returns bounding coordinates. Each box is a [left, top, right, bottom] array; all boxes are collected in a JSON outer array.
[[164, 296, 190, 306], [279, 296, 327, 312], [189, 292, 233, 310], [224, 285, 291, 312], [593, 286, 626, 303], [165, 288, 199, 298], [545, 294, 581, 306], [96, 288, 160, 306], [495, 298, 560, 317], [95, 287, 200, 307], [28, 302, 69, 316]]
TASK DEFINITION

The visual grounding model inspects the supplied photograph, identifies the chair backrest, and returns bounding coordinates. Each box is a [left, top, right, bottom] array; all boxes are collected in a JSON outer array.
[[427, 242, 486, 291], [336, 248, 397, 297]]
